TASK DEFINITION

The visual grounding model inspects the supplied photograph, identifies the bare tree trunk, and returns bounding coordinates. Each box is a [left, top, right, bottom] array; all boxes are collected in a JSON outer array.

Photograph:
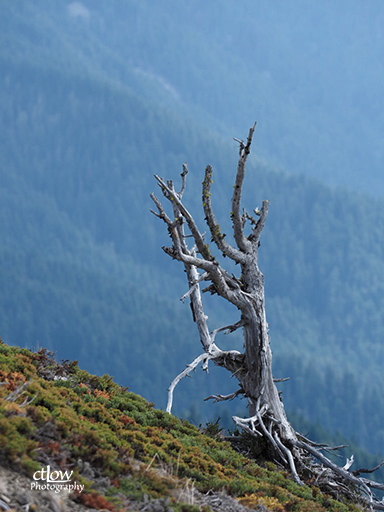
[[150, 124, 384, 507]]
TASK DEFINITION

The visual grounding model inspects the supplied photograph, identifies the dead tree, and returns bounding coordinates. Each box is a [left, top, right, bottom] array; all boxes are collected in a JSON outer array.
[[150, 124, 384, 509]]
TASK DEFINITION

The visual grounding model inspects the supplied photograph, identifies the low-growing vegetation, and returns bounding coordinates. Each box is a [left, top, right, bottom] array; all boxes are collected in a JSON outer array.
[[0, 340, 361, 511]]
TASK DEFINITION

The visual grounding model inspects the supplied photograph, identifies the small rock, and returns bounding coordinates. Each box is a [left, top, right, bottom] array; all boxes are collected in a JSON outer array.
[[15, 494, 29, 506]]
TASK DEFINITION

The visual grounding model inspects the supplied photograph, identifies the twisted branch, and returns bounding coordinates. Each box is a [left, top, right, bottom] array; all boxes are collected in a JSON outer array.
[[167, 352, 212, 413], [204, 389, 243, 403]]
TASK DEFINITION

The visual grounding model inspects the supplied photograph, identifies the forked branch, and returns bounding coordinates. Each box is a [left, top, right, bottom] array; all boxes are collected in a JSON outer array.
[[154, 174, 211, 261], [202, 165, 246, 264]]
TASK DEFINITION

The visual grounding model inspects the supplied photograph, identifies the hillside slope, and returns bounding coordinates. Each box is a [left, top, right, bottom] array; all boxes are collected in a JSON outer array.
[[0, 341, 364, 512]]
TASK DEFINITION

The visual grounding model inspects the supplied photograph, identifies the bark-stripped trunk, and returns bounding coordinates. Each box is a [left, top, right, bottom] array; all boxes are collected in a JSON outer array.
[[150, 124, 384, 507]]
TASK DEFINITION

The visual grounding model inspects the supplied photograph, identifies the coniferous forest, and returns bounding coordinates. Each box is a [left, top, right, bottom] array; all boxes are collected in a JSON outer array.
[[1, 0, 384, 473]]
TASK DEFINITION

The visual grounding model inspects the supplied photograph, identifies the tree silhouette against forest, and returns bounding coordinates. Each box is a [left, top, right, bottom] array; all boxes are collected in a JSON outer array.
[[151, 124, 384, 509]]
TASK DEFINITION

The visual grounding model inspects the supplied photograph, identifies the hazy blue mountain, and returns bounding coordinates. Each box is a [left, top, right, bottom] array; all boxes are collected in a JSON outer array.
[[1, 1, 383, 196], [1, 1, 384, 459]]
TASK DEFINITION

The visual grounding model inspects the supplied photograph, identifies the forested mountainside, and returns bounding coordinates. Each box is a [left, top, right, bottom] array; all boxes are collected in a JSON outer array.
[[1, 0, 383, 196], [0, 342, 381, 511], [1, 0, 384, 464]]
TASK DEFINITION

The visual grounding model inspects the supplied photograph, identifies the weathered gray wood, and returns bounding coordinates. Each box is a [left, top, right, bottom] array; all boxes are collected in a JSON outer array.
[[150, 125, 384, 508]]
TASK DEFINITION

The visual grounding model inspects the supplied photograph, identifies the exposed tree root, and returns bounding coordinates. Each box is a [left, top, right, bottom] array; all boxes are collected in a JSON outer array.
[[296, 438, 384, 509], [228, 420, 384, 510]]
